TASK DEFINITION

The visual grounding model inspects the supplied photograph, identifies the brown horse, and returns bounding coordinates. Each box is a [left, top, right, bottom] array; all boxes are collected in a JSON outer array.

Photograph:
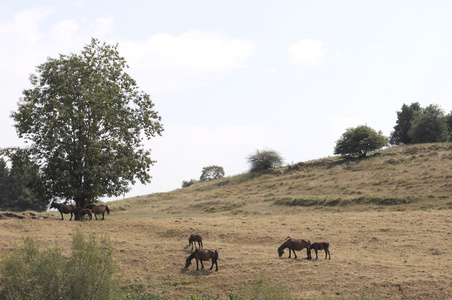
[[277, 238, 311, 259], [50, 202, 76, 220], [84, 204, 110, 220], [188, 234, 203, 250], [308, 242, 330, 260], [75, 207, 92, 221], [185, 249, 219, 271]]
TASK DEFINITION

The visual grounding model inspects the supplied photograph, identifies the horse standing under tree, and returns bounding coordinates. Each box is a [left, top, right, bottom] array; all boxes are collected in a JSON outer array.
[[185, 249, 219, 271], [188, 234, 203, 250], [84, 204, 110, 220], [50, 202, 76, 220], [74, 207, 92, 221], [277, 238, 311, 259]]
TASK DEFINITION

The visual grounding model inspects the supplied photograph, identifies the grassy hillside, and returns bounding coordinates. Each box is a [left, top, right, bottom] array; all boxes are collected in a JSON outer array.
[[1, 143, 451, 299], [108, 143, 452, 217]]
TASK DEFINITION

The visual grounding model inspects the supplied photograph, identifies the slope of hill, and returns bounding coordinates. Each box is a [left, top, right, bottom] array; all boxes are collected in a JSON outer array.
[[1, 143, 451, 299], [108, 143, 452, 217]]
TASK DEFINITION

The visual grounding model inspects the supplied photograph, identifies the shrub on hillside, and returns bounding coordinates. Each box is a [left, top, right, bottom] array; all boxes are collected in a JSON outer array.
[[247, 149, 284, 173]]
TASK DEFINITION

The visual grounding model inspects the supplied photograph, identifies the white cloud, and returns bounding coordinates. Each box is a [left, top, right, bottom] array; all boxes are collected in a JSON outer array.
[[329, 114, 363, 138], [51, 19, 81, 41], [288, 39, 326, 65], [120, 31, 254, 71], [92, 17, 114, 37], [0, 7, 54, 44]]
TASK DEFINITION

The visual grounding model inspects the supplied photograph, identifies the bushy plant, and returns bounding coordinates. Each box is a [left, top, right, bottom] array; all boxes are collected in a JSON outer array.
[[0, 228, 118, 300], [247, 149, 284, 173], [334, 125, 387, 158], [182, 179, 199, 188], [199, 165, 225, 182]]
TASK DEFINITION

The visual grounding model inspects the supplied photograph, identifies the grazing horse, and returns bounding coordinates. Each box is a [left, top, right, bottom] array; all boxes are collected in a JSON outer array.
[[74, 207, 92, 221], [50, 202, 76, 220], [84, 204, 110, 220], [188, 234, 203, 250], [277, 238, 311, 259], [308, 242, 330, 260], [185, 249, 219, 271]]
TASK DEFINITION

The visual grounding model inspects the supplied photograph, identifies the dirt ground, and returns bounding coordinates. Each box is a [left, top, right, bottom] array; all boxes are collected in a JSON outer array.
[[0, 209, 451, 299]]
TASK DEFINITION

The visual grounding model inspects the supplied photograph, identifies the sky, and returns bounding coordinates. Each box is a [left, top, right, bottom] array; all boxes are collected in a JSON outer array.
[[1, 1, 451, 201]]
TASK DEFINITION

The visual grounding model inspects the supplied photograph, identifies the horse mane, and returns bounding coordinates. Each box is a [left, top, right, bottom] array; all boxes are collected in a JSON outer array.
[[187, 250, 198, 261]]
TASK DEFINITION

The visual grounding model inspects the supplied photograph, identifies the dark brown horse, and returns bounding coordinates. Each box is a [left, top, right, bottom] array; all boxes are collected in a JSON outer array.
[[308, 242, 330, 260], [185, 249, 219, 271], [84, 204, 110, 220], [277, 238, 311, 259], [188, 234, 203, 250], [75, 207, 92, 221], [50, 202, 76, 220]]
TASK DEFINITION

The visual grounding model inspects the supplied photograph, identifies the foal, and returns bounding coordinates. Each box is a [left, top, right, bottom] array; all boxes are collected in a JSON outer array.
[[308, 242, 330, 260], [75, 207, 92, 221], [188, 234, 203, 250], [185, 249, 218, 271], [277, 238, 311, 259]]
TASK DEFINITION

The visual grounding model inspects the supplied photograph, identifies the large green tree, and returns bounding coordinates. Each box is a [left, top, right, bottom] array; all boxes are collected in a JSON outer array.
[[408, 104, 448, 143], [334, 125, 387, 158], [9, 38, 163, 208], [389, 102, 422, 145]]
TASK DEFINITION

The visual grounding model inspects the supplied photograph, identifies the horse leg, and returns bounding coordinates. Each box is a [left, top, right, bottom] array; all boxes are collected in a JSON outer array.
[[327, 249, 331, 260], [69, 212, 73, 221], [200, 260, 205, 269], [102, 212, 104, 220], [292, 249, 297, 259], [60, 212, 64, 220], [315, 249, 318, 259], [196, 259, 199, 270], [307, 249, 312, 260], [94, 213, 98, 220]]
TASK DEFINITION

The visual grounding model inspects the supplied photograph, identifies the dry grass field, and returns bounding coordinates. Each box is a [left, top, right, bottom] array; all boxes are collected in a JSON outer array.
[[0, 143, 451, 299]]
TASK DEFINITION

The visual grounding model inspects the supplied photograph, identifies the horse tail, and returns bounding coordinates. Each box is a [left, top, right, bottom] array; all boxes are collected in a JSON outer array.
[[106, 205, 110, 214], [214, 250, 219, 262]]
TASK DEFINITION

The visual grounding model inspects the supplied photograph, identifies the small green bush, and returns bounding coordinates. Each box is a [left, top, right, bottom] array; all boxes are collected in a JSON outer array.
[[0, 228, 119, 300]]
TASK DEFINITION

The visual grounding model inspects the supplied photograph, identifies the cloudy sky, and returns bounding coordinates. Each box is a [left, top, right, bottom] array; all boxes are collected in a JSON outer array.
[[1, 1, 451, 201]]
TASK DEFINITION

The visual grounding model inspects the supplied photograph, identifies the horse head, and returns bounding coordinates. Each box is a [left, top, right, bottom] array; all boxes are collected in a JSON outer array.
[[184, 257, 192, 268], [277, 247, 284, 257]]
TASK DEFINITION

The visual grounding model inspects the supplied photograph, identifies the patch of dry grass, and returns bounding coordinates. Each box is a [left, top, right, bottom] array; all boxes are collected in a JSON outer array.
[[1, 143, 451, 299]]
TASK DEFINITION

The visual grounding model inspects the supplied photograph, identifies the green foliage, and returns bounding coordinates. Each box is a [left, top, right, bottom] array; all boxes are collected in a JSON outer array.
[[199, 165, 225, 182], [182, 179, 199, 188], [390, 102, 421, 145], [0, 155, 47, 211], [408, 104, 448, 143], [0, 229, 118, 300], [8, 38, 163, 207], [334, 125, 387, 158], [247, 149, 284, 173], [446, 112, 452, 141]]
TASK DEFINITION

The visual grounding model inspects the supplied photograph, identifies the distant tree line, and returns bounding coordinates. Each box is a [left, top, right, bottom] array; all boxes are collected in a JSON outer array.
[[0, 157, 47, 211], [390, 103, 451, 145]]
